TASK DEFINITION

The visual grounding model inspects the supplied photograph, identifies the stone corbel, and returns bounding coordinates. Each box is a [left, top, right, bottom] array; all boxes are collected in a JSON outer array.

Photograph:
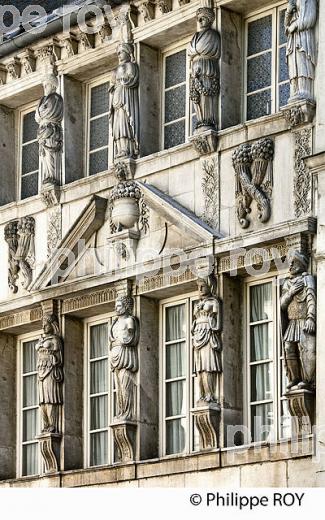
[[285, 389, 315, 436], [138, 0, 155, 22], [61, 34, 79, 58], [5, 58, 20, 81], [18, 49, 36, 76], [41, 182, 61, 209], [156, 0, 172, 13], [190, 129, 218, 156], [35, 42, 60, 72], [0, 64, 6, 85], [110, 420, 137, 463], [78, 32, 95, 52], [192, 403, 221, 450], [4, 216, 35, 293], [178, 0, 190, 5], [281, 100, 316, 129], [36, 432, 61, 474]]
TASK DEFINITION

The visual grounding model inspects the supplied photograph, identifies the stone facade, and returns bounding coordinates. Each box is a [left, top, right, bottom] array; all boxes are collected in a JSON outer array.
[[0, 0, 324, 488]]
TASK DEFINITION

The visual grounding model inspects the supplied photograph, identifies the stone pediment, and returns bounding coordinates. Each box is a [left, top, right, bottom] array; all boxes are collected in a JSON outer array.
[[31, 183, 220, 290]]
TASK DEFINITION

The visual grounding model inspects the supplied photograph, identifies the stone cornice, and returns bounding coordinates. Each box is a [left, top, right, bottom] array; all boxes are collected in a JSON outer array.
[[0, 306, 42, 333], [304, 152, 325, 174]]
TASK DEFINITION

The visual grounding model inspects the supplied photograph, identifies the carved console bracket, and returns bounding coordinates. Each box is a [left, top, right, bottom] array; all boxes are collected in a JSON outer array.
[[190, 129, 218, 156], [108, 229, 140, 263], [192, 403, 221, 450], [41, 181, 61, 208], [285, 389, 315, 436], [37, 432, 62, 474], [281, 100, 316, 129], [111, 420, 137, 463]]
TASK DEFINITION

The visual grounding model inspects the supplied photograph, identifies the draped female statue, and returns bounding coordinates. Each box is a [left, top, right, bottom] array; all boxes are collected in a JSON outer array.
[[109, 43, 140, 160], [36, 314, 64, 433], [285, 0, 317, 103], [188, 7, 220, 132], [35, 74, 63, 185]]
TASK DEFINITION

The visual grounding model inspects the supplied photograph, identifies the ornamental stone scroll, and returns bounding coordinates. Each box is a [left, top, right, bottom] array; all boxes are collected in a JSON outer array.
[[4, 216, 35, 293]]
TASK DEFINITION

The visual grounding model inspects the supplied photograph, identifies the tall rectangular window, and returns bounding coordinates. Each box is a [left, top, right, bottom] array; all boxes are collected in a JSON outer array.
[[247, 278, 291, 442], [20, 109, 39, 200], [85, 318, 114, 467], [245, 5, 289, 121], [162, 46, 192, 150], [87, 81, 111, 176], [20, 338, 40, 477]]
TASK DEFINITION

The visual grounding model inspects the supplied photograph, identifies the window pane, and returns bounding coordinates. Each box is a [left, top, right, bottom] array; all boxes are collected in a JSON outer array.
[[247, 52, 272, 93], [280, 400, 292, 439], [23, 375, 38, 408], [250, 283, 272, 322], [278, 46, 289, 83], [279, 10, 287, 46], [90, 359, 108, 395], [165, 50, 186, 89], [23, 341, 37, 373], [251, 363, 273, 402], [90, 395, 108, 431], [166, 380, 185, 417], [166, 304, 185, 342], [90, 83, 109, 117], [250, 323, 273, 362], [247, 15, 272, 56], [22, 443, 38, 476], [23, 408, 38, 442], [166, 342, 185, 379], [279, 83, 290, 108], [165, 85, 186, 123], [90, 323, 108, 359], [22, 141, 39, 175], [247, 89, 271, 120], [251, 402, 274, 442], [90, 115, 109, 151], [89, 148, 108, 176], [21, 172, 38, 200], [281, 361, 289, 394], [90, 431, 108, 466], [166, 418, 186, 455], [22, 111, 38, 143], [164, 121, 186, 149]]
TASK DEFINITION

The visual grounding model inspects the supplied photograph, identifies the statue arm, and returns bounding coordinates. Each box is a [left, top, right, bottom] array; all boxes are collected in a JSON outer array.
[[280, 281, 292, 310], [305, 275, 316, 321], [212, 299, 222, 332]]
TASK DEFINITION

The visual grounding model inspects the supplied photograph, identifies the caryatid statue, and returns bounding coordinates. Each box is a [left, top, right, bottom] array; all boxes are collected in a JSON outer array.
[[109, 294, 140, 420], [35, 73, 64, 185], [188, 7, 220, 133], [192, 276, 222, 403], [36, 314, 64, 434], [285, 0, 317, 103], [109, 42, 140, 160], [281, 251, 316, 391]]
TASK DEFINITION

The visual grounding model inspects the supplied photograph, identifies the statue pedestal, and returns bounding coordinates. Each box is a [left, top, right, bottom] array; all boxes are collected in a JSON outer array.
[[36, 432, 61, 474], [192, 402, 221, 450], [113, 158, 137, 180], [108, 229, 140, 263], [285, 388, 315, 436], [41, 180, 61, 208], [189, 129, 218, 156], [281, 100, 316, 129], [110, 419, 137, 463]]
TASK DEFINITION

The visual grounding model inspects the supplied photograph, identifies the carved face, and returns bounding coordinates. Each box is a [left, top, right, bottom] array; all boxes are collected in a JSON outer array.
[[43, 80, 56, 96], [197, 281, 210, 299], [117, 49, 130, 64], [115, 298, 126, 316], [198, 14, 211, 29], [43, 319, 53, 334], [289, 257, 304, 276]]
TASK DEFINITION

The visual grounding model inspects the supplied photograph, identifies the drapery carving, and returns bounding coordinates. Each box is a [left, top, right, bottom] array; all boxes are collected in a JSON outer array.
[[285, 0, 317, 103], [36, 72, 63, 186], [232, 138, 274, 229], [109, 293, 140, 420], [4, 216, 35, 293]]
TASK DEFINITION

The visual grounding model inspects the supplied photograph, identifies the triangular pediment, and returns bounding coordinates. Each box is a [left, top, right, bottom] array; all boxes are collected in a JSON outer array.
[[32, 183, 221, 290]]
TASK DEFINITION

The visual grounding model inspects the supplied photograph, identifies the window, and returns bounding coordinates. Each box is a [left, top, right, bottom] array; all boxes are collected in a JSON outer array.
[[162, 45, 194, 150], [245, 5, 290, 121], [20, 108, 39, 200], [85, 317, 114, 467], [246, 277, 291, 442], [86, 79, 111, 176], [160, 294, 198, 456], [18, 336, 40, 477]]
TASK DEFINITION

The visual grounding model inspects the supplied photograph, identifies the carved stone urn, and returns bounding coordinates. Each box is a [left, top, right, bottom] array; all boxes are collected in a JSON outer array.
[[111, 180, 141, 231]]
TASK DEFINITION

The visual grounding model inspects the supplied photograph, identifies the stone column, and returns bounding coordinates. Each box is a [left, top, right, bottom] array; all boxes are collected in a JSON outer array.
[[0, 332, 16, 479], [0, 105, 15, 206]]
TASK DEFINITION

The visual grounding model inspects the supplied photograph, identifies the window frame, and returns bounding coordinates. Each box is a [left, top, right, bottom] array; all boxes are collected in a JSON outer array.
[[17, 330, 42, 478], [84, 74, 113, 178], [17, 102, 40, 202], [159, 291, 198, 458], [244, 271, 291, 444], [83, 313, 115, 469], [243, 2, 289, 122], [161, 37, 193, 151]]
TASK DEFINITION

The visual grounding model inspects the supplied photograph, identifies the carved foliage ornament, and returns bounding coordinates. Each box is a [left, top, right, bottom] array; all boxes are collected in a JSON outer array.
[[4, 216, 35, 293], [293, 128, 312, 217], [201, 157, 219, 230], [232, 138, 274, 229]]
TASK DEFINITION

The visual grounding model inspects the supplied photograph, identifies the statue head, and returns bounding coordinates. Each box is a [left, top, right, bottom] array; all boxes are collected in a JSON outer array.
[[197, 273, 218, 299], [196, 7, 215, 29], [43, 73, 58, 96], [115, 294, 134, 316], [43, 313, 60, 335], [288, 250, 309, 276], [117, 42, 134, 64]]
